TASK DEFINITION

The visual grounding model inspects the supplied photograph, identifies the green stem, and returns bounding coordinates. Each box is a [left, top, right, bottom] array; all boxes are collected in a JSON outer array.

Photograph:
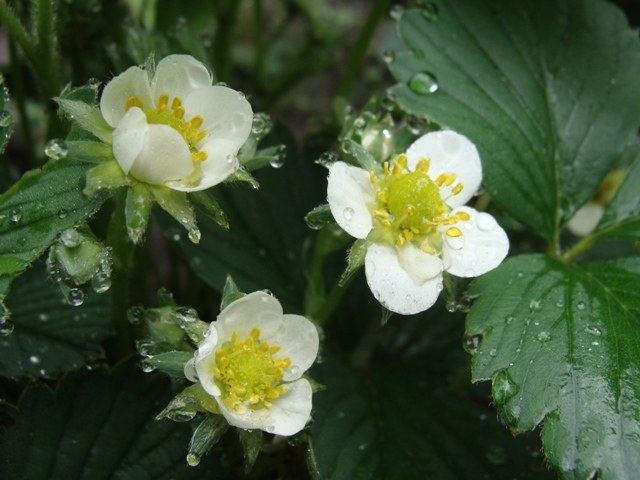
[[0, 1, 36, 60], [336, 0, 391, 98], [212, 0, 239, 83], [8, 38, 37, 168], [107, 191, 135, 359], [560, 234, 600, 264], [253, 0, 265, 83]]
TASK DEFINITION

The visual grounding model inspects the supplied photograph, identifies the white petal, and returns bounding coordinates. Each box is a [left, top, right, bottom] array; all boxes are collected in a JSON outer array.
[[406, 131, 482, 208], [567, 202, 604, 237], [194, 324, 222, 397], [183, 86, 253, 149], [128, 124, 193, 185], [151, 54, 213, 102], [215, 379, 312, 436], [396, 243, 444, 285], [268, 379, 313, 436], [167, 138, 238, 192], [217, 291, 283, 339], [112, 107, 148, 175], [327, 162, 375, 239], [442, 206, 509, 278], [267, 314, 319, 381], [365, 244, 443, 315], [100, 66, 153, 128]]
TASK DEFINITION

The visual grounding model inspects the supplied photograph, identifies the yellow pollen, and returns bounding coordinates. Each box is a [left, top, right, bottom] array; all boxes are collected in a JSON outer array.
[[451, 183, 464, 195], [190, 115, 204, 129], [416, 157, 430, 172], [421, 242, 435, 254], [213, 329, 291, 412], [446, 227, 463, 237], [171, 97, 182, 109], [191, 151, 208, 163], [369, 171, 377, 184], [157, 93, 169, 110], [383, 162, 390, 176], [456, 211, 471, 221], [444, 174, 457, 186], [124, 96, 144, 111]]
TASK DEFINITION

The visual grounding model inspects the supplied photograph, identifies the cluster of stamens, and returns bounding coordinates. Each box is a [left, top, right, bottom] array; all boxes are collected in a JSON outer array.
[[124, 93, 209, 165], [213, 328, 291, 412], [369, 153, 470, 253]]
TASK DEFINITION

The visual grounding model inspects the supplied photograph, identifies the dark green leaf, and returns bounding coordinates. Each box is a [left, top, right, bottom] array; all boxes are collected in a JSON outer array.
[[310, 359, 551, 479], [0, 361, 231, 479], [467, 254, 640, 479], [595, 155, 640, 240], [237, 429, 263, 473], [389, 0, 640, 240], [0, 262, 111, 378], [163, 126, 326, 311], [0, 159, 109, 296]]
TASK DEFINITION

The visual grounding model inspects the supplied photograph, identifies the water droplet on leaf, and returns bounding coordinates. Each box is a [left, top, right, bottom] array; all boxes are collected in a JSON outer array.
[[463, 334, 482, 354], [44, 139, 68, 160], [492, 369, 519, 404], [389, 4, 404, 20], [0, 111, 12, 128], [382, 50, 395, 64], [537, 331, 551, 343], [269, 145, 286, 168], [66, 288, 85, 306], [9, 208, 21, 223], [186, 453, 200, 467], [577, 301, 586, 310], [409, 72, 439, 95]]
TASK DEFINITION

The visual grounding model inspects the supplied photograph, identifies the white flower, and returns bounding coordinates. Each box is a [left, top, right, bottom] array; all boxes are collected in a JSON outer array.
[[327, 130, 509, 315], [100, 54, 252, 191], [187, 291, 319, 436]]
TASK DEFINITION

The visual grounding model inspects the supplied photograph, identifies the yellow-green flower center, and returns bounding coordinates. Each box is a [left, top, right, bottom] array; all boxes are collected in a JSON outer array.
[[213, 328, 291, 412], [369, 154, 469, 253], [125, 94, 209, 164]]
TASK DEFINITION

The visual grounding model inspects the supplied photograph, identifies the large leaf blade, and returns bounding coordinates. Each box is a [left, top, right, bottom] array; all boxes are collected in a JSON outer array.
[[466, 254, 640, 479], [0, 362, 231, 479], [0, 263, 111, 378], [0, 159, 109, 296], [389, 0, 640, 240]]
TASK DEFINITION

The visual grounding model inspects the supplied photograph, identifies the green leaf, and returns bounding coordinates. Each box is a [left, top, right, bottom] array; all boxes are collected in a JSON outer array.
[[0, 262, 111, 378], [237, 429, 263, 473], [187, 415, 229, 467], [310, 359, 552, 480], [0, 362, 231, 479], [0, 159, 109, 297], [389, 0, 640, 240], [466, 254, 640, 479], [189, 190, 229, 230], [594, 155, 640, 240]]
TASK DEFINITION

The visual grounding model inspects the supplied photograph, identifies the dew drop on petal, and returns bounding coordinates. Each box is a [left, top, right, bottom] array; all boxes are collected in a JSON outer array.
[[476, 213, 498, 232], [343, 207, 354, 221], [408, 72, 439, 95], [445, 235, 464, 250]]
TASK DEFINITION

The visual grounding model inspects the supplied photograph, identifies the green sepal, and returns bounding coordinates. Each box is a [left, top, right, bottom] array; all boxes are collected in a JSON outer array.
[[189, 190, 229, 229], [241, 145, 287, 171], [341, 139, 379, 172], [84, 159, 129, 196], [305, 204, 335, 231], [125, 183, 154, 244], [157, 287, 177, 307], [49, 225, 109, 285], [187, 415, 229, 466], [224, 166, 260, 189], [149, 186, 201, 243], [143, 351, 194, 378], [221, 275, 245, 311], [338, 239, 367, 286], [304, 375, 326, 393], [237, 429, 263, 473], [156, 383, 220, 422], [145, 320, 191, 352], [55, 97, 113, 143], [168, 307, 209, 344], [66, 140, 113, 164], [380, 306, 394, 326]]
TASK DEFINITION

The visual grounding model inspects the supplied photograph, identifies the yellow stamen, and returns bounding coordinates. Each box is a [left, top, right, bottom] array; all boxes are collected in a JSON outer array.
[[446, 227, 463, 237], [125, 96, 144, 111], [456, 211, 471, 221], [369, 171, 377, 184], [191, 151, 208, 163], [416, 157, 430, 172], [157, 93, 169, 110], [451, 183, 464, 195]]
